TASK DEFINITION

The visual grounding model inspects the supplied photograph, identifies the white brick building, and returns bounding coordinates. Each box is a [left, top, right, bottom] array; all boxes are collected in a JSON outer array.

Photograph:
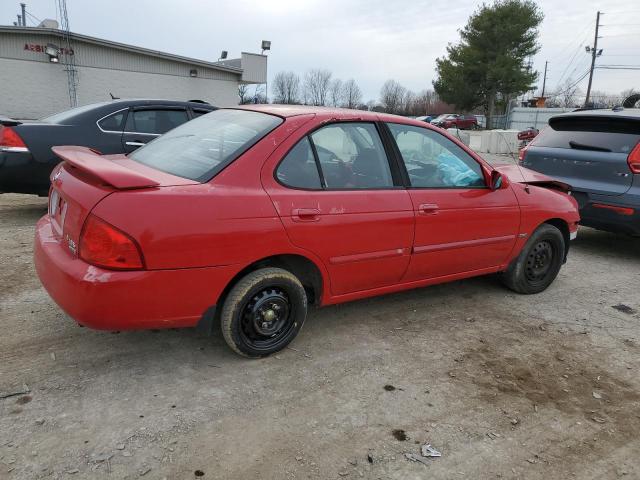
[[0, 24, 267, 119]]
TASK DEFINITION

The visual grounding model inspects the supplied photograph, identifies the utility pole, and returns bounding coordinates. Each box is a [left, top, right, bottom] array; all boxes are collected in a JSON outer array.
[[541, 61, 548, 97], [584, 11, 602, 107]]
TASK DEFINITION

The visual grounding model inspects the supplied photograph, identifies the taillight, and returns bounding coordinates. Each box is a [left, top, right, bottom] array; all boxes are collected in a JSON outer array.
[[518, 144, 529, 163], [79, 214, 144, 270], [0, 126, 29, 152], [628, 142, 640, 174]]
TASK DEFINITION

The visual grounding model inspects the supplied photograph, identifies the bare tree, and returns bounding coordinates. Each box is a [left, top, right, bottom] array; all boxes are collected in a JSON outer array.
[[547, 77, 582, 108], [272, 71, 300, 104], [304, 69, 332, 106], [329, 79, 344, 107], [380, 79, 407, 114], [343, 79, 362, 109], [238, 84, 252, 105]]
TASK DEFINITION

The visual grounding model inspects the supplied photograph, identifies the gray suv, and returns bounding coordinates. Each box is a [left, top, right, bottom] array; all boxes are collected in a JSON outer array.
[[521, 108, 640, 235]]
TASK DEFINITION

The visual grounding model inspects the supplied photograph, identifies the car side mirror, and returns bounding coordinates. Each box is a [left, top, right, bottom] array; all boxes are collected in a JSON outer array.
[[490, 170, 505, 190]]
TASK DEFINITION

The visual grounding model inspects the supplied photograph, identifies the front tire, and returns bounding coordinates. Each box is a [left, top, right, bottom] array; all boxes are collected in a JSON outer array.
[[221, 268, 307, 358], [501, 224, 565, 294]]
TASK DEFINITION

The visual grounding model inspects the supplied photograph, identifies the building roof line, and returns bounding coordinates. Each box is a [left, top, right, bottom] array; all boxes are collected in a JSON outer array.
[[0, 25, 243, 75]]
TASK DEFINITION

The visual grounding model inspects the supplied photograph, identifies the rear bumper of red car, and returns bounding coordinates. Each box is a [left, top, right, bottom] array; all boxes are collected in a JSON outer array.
[[34, 215, 238, 330]]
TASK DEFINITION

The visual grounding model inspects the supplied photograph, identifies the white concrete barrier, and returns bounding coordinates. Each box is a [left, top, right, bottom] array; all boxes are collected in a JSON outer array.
[[446, 128, 470, 146], [468, 130, 520, 154]]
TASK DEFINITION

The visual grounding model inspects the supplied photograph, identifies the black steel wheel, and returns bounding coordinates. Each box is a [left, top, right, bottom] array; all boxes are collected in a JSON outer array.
[[524, 240, 554, 283], [221, 268, 307, 358], [501, 224, 566, 294]]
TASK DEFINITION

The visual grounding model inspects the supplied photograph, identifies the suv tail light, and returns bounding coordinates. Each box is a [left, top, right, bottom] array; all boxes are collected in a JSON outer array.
[[628, 142, 640, 174], [79, 214, 144, 270], [0, 126, 29, 152]]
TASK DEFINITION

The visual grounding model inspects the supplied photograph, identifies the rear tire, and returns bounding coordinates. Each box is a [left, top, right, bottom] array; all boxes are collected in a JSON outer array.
[[500, 224, 565, 294], [221, 268, 307, 358]]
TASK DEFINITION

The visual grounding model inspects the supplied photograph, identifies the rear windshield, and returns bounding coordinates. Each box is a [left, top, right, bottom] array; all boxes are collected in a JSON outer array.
[[129, 109, 283, 182], [41, 103, 108, 124], [536, 116, 640, 154]]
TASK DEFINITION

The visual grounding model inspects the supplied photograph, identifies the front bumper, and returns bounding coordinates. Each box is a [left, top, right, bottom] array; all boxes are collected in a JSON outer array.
[[34, 215, 240, 330]]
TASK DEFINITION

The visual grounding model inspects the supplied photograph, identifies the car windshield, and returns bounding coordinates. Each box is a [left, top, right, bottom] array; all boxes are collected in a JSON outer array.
[[129, 109, 283, 182], [434, 114, 450, 121]]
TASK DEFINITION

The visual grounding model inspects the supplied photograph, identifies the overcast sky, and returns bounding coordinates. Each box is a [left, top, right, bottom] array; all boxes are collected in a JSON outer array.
[[2, 0, 639, 101]]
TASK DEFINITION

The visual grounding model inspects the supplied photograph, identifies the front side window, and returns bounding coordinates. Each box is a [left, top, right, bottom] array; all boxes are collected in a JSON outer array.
[[387, 123, 485, 188], [130, 109, 282, 181], [125, 109, 189, 135], [310, 123, 393, 189]]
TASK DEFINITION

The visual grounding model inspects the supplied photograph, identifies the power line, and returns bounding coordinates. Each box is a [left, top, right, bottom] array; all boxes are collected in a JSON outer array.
[[24, 10, 42, 25], [597, 66, 640, 70], [547, 69, 591, 98]]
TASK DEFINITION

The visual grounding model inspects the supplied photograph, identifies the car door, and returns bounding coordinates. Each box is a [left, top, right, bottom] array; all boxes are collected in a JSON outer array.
[[384, 122, 520, 281], [121, 107, 190, 153], [263, 121, 414, 296]]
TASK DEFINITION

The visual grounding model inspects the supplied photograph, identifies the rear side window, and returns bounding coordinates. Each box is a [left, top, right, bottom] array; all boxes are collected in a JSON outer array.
[[537, 117, 640, 154], [310, 123, 393, 189], [276, 138, 322, 189], [130, 109, 282, 181], [125, 109, 189, 135], [98, 111, 126, 132]]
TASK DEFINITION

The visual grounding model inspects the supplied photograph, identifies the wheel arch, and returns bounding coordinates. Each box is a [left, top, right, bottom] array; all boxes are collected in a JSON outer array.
[[223, 254, 325, 306], [197, 253, 326, 336], [543, 218, 570, 260]]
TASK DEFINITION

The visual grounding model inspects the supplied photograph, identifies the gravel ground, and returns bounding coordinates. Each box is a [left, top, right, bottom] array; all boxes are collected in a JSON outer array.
[[1, 153, 639, 479]]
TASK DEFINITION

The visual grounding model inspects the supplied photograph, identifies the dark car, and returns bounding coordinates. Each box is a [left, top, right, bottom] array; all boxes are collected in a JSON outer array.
[[431, 114, 478, 130], [0, 99, 216, 196], [520, 108, 640, 235]]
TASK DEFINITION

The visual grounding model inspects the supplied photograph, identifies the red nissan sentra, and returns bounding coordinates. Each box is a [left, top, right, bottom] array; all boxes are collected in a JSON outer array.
[[34, 106, 580, 357]]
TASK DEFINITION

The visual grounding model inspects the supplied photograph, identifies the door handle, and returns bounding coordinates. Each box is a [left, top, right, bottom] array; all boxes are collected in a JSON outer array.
[[291, 208, 321, 222], [418, 203, 439, 215], [125, 141, 146, 147]]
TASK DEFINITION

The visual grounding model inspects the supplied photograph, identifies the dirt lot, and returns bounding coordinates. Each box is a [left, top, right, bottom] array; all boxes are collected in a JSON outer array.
[[2, 154, 640, 479]]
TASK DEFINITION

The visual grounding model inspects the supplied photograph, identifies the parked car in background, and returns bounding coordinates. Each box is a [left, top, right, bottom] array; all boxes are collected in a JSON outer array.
[[35, 105, 579, 358], [518, 126, 539, 149], [431, 114, 478, 130], [415, 115, 433, 123], [520, 108, 640, 236], [0, 99, 216, 196]]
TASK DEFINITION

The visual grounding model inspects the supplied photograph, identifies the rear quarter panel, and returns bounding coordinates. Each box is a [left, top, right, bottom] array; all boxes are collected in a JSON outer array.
[[90, 114, 324, 272]]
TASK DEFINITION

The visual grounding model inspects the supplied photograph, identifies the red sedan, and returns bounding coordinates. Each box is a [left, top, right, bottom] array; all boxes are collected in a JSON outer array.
[[34, 106, 580, 357]]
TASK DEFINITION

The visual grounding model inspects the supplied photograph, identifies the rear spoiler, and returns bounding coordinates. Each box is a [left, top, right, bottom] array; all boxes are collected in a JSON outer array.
[[0, 115, 22, 127], [52, 146, 160, 190]]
